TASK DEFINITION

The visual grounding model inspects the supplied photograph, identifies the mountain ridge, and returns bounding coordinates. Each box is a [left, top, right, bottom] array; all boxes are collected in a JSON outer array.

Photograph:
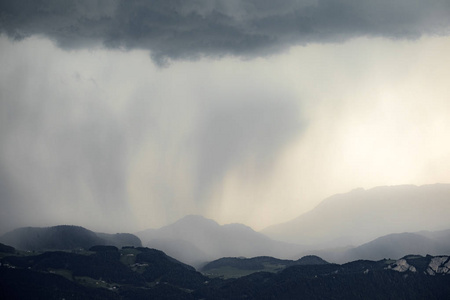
[[0, 225, 142, 251], [304, 228, 450, 264], [262, 184, 450, 247], [136, 214, 304, 268]]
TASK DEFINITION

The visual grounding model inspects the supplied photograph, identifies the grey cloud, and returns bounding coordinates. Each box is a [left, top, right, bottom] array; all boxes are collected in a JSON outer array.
[[195, 98, 302, 202], [1, 0, 450, 64], [0, 162, 20, 234], [0, 71, 135, 232]]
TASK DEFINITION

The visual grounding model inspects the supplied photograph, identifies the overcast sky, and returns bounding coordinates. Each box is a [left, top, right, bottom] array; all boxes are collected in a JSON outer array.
[[1, 0, 450, 234]]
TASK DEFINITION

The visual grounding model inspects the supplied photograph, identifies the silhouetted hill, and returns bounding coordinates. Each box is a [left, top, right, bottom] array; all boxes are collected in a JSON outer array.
[[1, 246, 449, 299], [144, 238, 211, 268], [194, 255, 450, 299], [96, 233, 142, 248], [344, 232, 449, 261], [137, 215, 303, 268], [2, 248, 144, 285], [0, 267, 119, 300], [0, 226, 104, 250], [135, 247, 207, 289], [0, 246, 208, 299], [201, 255, 329, 278], [0, 242, 15, 254], [297, 255, 329, 265], [308, 229, 450, 263], [263, 184, 450, 247], [0, 225, 142, 251]]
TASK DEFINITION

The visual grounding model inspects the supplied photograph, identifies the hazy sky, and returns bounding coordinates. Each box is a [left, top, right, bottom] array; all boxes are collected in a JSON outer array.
[[1, 0, 450, 234]]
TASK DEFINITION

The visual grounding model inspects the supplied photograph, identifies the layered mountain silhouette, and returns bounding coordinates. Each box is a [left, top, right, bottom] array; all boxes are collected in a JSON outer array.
[[312, 229, 450, 263], [1, 184, 449, 269], [263, 184, 450, 247], [2, 243, 450, 299], [133, 184, 450, 266], [0, 184, 448, 299], [0, 225, 142, 251], [136, 215, 303, 268], [2, 222, 449, 269]]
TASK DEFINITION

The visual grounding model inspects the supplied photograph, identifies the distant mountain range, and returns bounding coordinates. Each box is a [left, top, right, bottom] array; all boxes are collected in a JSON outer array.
[[135, 184, 450, 266], [1, 184, 449, 268], [263, 184, 450, 247], [136, 215, 303, 268], [308, 229, 450, 263], [0, 225, 142, 251], [2, 222, 449, 270]]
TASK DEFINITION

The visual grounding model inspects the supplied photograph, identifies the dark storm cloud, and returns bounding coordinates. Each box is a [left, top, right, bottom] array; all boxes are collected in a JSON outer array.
[[1, 0, 450, 64]]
